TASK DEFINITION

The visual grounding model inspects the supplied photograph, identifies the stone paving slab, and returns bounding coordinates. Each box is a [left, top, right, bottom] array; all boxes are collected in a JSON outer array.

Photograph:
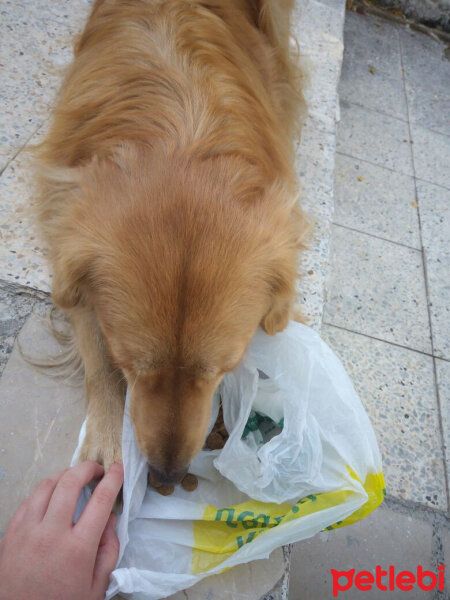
[[289, 502, 438, 599], [293, 0, 345, 135], [342, 10, 403, 79], [400, 27, 450, 137], [336, 101, 414, 176], [339, 12, 408, 121], [323, 225, 432, 354], [0, 312, 86, 535], [436, 359, 450, 501], [0, 127, 52, 292], [321, 324, 446, 510], [417, 180, 450, 360], [339, 54, 408, 121], [295, 124, 337, 328], [410, 124, 450, 191], [334, 154, 420, 249], [324, 7, 450, 524], [323, 3, 450, 527], [0, 0, 91, 170]]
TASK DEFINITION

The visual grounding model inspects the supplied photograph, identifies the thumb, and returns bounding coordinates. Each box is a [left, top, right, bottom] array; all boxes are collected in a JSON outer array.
[[92, 512, 120, 598]]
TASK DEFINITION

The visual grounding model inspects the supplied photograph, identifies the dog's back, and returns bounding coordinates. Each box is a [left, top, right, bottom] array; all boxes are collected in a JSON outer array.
[[38, 0, 302, 177]]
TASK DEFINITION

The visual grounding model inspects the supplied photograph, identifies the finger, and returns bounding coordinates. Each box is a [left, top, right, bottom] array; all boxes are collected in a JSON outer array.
[[24, 469, 68, 523], [44, 461, 105, 527], [75, 463, 123, 545], [92, 513, 120, 596]]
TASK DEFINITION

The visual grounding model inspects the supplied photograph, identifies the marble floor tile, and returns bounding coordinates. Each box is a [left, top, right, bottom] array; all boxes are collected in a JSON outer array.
[[323, 225, 431, 353], [321, 325, 446, 509], [336, 102, 414, 176], [334, 153, 420, 248]]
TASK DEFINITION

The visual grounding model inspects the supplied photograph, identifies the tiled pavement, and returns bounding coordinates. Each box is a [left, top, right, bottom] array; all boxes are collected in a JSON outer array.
[[328, 9, 450, 510], [289, 10, 450, 599]]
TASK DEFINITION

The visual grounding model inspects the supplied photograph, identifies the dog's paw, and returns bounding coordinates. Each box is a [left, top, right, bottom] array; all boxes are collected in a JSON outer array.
[[78, 422, 123, 472], [78, 427, 123, 510]]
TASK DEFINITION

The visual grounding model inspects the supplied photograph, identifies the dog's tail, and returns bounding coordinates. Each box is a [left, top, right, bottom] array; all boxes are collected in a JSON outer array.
[[18, 306, 85, 387], [250, 0, 308, 136]]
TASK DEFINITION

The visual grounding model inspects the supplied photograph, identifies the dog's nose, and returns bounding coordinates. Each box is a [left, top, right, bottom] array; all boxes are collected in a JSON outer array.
[[147, 463, 188, 486]]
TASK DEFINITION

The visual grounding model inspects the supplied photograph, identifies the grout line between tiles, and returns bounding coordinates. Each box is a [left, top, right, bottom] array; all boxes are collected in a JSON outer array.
[[336, 150, 450, 192], [399, 34, 450, 512], [332, 221, 421, 251], [410, 122, 450, 141], [385, 494, 449, 520], [403, 85, 450, 141], [342, 99, 409, 124], [322, 321, 450, 363], [0, 124, 45, 177], [0, 117, 52, 178]]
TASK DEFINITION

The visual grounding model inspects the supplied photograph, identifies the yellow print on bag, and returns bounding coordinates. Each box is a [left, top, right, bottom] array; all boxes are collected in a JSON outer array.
[[191, 470, 386, 574], [191, 499, 292, 574]]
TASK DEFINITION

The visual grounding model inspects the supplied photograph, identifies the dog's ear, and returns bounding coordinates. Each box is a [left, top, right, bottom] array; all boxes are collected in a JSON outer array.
[[52, 255, 84, 309], [258, 189, 310, 335], [51, 247, 91, 309], [259, 237, 296, 335], [261, 293, 292, 335]]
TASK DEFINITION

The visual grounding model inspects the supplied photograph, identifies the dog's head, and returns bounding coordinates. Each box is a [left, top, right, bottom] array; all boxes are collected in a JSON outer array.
[[50, 147, 306, 483]]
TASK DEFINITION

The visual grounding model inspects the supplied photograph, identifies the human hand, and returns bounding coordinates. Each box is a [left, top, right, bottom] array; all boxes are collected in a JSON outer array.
[[0, 461, 123, 600]]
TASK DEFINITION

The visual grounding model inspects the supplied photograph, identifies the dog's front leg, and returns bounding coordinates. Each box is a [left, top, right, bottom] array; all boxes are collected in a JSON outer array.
[[69, 307, 126, 469]]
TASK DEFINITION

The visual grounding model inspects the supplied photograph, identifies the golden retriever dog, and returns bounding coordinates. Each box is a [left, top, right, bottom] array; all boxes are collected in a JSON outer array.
[[35, 0, 308, 486]]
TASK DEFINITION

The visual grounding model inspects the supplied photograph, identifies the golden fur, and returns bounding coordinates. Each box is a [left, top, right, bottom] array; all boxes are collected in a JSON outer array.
[[35, 0, 308, 484]]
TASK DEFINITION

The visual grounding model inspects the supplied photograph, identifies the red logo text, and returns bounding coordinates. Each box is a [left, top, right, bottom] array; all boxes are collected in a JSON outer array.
[[330, 564, 445, 597]]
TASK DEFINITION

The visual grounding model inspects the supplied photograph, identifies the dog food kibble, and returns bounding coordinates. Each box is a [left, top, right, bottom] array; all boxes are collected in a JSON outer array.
[[181, 473, 198, 492], [206, 431, 225, 450], [148, 471, 198, 494], [148, 472, 175, 495], [205, 402, 229, 449], [155, 483, 175, 496]]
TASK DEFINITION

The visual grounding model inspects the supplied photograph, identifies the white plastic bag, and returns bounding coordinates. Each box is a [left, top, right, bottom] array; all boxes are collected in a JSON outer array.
[[73, 321, 385, 600]]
